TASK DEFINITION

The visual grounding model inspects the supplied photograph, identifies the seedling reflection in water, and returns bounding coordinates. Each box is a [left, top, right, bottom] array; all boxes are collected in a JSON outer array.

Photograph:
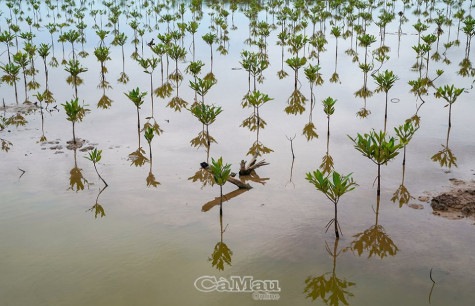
[[85, 148, 108, 187], [392, 122, 419, 207], [304, 239, 355, 305], [69, 148, 89, 192], [144, 126, 160, 187], [209, 214, 232, 271], [306, 170, 357, 238], [210, 157, 231, 216]]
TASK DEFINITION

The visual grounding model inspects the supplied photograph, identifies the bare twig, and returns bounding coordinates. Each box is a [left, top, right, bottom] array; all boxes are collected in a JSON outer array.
[[286, 134, 296, 159], [18, 168, 26, 179]]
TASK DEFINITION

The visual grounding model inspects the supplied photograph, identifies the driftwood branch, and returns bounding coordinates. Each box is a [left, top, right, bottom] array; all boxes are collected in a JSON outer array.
[[239, 154, 269, 175], [200, 162, 252, 189]]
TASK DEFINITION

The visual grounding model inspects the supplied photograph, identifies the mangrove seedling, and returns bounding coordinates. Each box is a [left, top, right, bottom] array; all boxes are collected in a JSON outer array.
[[349, 130, 402, 196], [167, 44, 188, 111], [112, 32, 129, 84], [85, 148, 108, 187], [144, 126, 160, 187], [64, 59, 88, 99], [434, 84, 464, 128], [373, 70, 399, 132], [38, 43, 55, 104], [330, 26, 341, 83], [202, 32, 217, 72], [189, 77, 216, 104], [0, 62, 20, 104], [241, 90, 274, 156], [137, 57, 159, 116], [394, 121, 419, 166], [190, 103, 222, 158], [210, 157, 232, 216], [125, 87, 147, 146], [13, 51, 29, 102], [94, 45, 112, 108], [306, 169, 357, 238], [302, 64, 322, 141], [62, 98, 88, 145], [285, 56, 307, 115]]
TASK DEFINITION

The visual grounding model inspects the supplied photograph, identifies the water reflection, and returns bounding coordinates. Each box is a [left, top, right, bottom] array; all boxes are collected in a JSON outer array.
[[239, 170, 269, 186], [128, 147, 149, 167], [304, 239, 355, 305], [87, 186, 107, 219], [208, 214, 233, 271], [346, 196, 398, 259], [189, 167, 215, 189], [68, 148, 89, 192], [285, 134, 296, 188], [202, 188, 249, 212], [392, 163, 414, 207], [145, 137, 160, 187], [431, 126, 457, 168]]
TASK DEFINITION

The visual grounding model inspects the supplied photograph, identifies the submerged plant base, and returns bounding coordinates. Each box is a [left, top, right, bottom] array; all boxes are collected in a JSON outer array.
[[66, 138, 86, 150]]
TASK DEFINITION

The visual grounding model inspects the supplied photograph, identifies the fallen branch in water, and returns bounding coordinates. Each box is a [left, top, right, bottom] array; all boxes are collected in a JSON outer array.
[[239, 154, 269, 175], [200, 162, 252, 189]]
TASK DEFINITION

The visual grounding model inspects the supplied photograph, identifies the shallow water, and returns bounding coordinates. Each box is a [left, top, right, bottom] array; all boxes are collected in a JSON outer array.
[[1, 1, 474, 305]]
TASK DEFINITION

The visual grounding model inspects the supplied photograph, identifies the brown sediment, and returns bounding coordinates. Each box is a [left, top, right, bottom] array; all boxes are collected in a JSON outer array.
[[66, 139, 85, 150], [428, 180, 475, 221], [408, 203, 424, 210], [0, 103, 39, 114], [79, 146, 95, 152]]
